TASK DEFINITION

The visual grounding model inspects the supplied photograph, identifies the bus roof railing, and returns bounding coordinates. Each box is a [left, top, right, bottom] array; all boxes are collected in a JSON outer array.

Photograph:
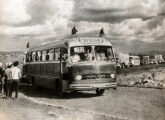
[[28, 36, 112, 52]]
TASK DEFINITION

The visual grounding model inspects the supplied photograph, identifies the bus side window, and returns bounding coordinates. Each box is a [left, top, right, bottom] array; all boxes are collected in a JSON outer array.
[[42, 50, 47, 61], [55, 48, 60, 61], [26, 53, 29, 62], [40, 51, 42, 61], [49, 49, 54, 61], [46, 50, 49, 61], [35, 52, 39, 61], [30, 52, 32, 62], [61, 48, 68, 60], [37, 51, 41, 61], [32, 52, 36, 62]]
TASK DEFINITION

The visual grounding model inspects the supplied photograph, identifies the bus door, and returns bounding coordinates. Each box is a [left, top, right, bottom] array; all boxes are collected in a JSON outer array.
[[60, 48, 68, 77]]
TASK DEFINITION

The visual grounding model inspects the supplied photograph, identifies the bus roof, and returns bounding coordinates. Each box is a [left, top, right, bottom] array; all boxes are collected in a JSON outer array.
[[29, 41, 67, 52], [66, 37, 112, 47], [29, 37, 112, 52], [129, 56, 140, 58]]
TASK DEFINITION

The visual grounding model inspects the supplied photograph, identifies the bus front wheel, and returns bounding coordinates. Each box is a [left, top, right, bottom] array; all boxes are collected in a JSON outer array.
[[96, 89, 105, 95]]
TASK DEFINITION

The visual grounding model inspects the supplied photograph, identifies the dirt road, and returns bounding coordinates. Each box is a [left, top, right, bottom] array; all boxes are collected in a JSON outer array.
[[0, 85, 165, 120]]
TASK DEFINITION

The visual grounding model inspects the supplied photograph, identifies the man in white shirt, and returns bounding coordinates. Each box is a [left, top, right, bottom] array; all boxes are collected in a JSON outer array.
[[10, 61, 21, 99]]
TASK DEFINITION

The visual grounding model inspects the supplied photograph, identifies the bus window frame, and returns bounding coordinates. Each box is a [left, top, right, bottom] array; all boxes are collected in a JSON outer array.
[[69, 45, 94, 63], [60, 47, 68, 61], [54, 48, 61, 61], [45, 48, 55, 61], [69, 45, 114, 63], [27, 46, 68, 63]]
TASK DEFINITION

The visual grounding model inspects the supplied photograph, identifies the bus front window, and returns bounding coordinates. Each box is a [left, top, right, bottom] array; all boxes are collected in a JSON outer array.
[[95, 46, 114, 61], [70, 46, 93, 63]]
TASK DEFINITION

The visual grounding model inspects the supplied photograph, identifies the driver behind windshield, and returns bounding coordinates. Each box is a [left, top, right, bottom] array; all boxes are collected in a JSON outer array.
[[84, 49, 93, 61]]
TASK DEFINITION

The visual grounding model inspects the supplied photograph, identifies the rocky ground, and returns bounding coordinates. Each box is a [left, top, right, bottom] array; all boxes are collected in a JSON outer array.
[[117, 67, 165, 88]]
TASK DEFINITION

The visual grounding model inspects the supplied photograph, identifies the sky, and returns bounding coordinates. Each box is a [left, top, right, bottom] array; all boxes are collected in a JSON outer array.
[[0, 0, 165, 53]]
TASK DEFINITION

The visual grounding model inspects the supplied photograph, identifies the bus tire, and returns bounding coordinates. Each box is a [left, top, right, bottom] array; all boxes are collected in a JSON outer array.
[[57, 79, 64, 96], [96, 89, 105, 96]]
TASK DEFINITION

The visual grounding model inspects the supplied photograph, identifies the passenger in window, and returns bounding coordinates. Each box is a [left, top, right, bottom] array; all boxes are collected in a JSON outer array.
[[100, 52, 106, 60], [107, 48, 113, 60], [96, 52, 106, 61], [49, 50, 54, 61], [55, 53, 60, 60], [26, 54, 29, 62], [40, 51, 42, 61], [96, 52, 101, 60], [37, 52, 40, 61], [71, 53, 80, 62], [32, 53, 36, 61], [46, 50, 49, 61], [35, 52, 39, 61], [42, 51, 46, 61], [84, 50, 93, 61], [30, 53, 33, 62]]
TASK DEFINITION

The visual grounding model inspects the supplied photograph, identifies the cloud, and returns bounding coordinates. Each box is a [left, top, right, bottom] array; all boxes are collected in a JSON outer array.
[[158, 1, 165, 16], [0, 0, 31, 26], [72, 0, 160, 23], [0, 21, 54, 36], [0, 0, 165, 53], [16, 0, 74, 27], [72, 8, 155, 23]]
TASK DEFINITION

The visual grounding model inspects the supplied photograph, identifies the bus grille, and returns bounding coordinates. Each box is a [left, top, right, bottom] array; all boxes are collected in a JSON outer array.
[[82, 74, 111, 80]]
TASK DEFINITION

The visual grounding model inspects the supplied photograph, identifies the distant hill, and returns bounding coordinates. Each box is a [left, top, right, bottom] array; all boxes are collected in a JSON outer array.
[[0, 51, 25, 63]]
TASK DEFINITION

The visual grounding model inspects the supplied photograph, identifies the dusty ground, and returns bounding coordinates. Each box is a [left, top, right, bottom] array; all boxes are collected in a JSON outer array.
[[0, 66, 165, 120], [117, 67, 165, 88], [0, 86, 165, 120]]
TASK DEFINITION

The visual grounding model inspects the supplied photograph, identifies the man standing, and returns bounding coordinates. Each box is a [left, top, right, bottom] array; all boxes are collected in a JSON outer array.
[[0, 62, 3, 96], [5, 62, 12, 98], [0, 63, 6, 97], [10, 61, 21, 99]]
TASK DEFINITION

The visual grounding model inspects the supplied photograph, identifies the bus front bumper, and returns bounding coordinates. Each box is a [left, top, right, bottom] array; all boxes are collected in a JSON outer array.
[[70, 82, 117, 91]]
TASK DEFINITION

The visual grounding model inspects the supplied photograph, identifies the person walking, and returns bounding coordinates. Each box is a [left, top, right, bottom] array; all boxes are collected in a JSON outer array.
[[5, 62, 12, 99], [0, 63, 7, 97], [0, 62, 3, 96], [10, 61, 21, 99]]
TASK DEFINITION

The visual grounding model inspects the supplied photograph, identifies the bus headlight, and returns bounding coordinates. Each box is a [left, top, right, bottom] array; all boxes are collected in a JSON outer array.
[[75, 75, 82, 80], [111, 74, 115, 79]]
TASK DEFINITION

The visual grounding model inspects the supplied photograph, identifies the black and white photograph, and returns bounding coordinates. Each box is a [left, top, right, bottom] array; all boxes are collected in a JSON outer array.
[[0, 0, 165, 120]]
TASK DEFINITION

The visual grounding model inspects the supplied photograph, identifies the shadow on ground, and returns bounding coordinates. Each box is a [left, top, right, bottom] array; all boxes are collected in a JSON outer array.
[[19, 84, 99, 99]]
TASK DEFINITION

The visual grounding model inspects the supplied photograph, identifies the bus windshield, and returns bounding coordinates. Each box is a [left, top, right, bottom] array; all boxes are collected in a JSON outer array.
[[95, 46, 114, 61], [70, 46, 114, 63]]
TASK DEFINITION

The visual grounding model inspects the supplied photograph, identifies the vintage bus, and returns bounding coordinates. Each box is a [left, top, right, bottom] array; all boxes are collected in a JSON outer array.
[[22, 37, 117, 95]]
